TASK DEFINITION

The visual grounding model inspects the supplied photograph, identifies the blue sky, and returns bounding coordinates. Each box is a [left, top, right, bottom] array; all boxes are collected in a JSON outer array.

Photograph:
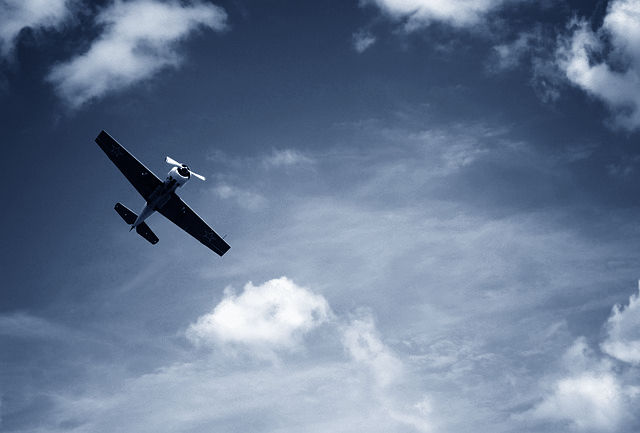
[[4, 0, 640, 432]]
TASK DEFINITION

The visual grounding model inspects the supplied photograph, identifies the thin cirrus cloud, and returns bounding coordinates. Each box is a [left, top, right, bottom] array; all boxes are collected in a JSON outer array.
[[557, 0, 640, 130], [0, 0, 70, 56], [363, 0, 520, 30], [47, 0, 226, 108]]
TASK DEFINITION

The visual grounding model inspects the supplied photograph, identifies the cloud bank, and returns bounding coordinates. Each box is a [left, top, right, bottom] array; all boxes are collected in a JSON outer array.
[[47, 0, 226, 108], [557, 0, 640, 130], [0, 0, 70, 56]]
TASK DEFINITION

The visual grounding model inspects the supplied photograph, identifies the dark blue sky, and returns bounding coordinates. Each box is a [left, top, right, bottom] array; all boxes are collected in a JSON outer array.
[[3, 1, 640, 432]]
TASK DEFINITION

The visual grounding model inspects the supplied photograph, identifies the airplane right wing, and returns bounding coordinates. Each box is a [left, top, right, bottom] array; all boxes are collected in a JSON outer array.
[[158, 193, 231, 256], [95, 130, 163, 200]]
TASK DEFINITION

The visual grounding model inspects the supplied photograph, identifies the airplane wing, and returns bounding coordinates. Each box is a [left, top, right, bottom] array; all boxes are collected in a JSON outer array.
[[95, 130, 163, 200], [158, 193, 231, 256]]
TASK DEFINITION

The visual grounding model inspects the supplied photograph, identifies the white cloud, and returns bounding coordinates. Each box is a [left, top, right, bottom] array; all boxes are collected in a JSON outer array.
[[47, 0, 226, 108], [353, 30, 376, 53], [557, 0, 640, 130], [213, 183, 266, 210], [186, 277, 331, 353], [601, 282, 640, 364], [0, 0, 69, 56], [363, 0, 518, 30], [529, 372, 626, 431], [524, 334, 640, 431]]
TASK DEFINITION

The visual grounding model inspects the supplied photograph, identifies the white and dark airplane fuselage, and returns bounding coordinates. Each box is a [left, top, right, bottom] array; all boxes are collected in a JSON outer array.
[[131, 166, 191, 230]]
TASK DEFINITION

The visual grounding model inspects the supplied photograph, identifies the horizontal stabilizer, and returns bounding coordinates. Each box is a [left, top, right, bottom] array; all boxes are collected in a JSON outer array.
[[114, 202, 137, 225], [136, 222, 159, 245], [114, 203, 159, 245]]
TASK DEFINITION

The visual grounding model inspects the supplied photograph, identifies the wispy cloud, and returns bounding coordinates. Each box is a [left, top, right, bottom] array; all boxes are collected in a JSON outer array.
[[47, 0, 226, 108], [0, 0, 70, 56], [0, 311, 70, 340], [352, 30, 376, 53], [342, 313, 403, 388], [213, 182, 266, 210], [490, 26, 564, 103], [557, 0, 640, 130], [263, 148, 313, 168]]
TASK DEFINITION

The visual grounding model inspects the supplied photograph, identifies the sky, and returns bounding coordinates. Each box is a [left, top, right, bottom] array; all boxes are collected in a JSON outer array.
[[4, 0, 640, 431]]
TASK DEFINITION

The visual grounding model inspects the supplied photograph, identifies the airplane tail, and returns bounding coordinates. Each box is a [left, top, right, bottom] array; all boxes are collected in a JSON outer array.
[[114, 203, 159, 245]]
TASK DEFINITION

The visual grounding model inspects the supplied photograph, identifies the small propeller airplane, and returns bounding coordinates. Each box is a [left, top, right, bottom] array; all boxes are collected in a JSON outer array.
[[95, 130, 230, 256]]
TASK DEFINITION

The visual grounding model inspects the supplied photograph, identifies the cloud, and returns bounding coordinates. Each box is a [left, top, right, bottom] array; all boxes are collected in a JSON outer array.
[[529, 372, 627, 431], [342, 313, 403, 388], [47, 0, 226, 108], [22, 275, 432, 433], [0, 0, 70, 56], [263, 149, 313, 168], [557, 0, 640, 130], [524, 338, 635, 432], [0, 312, 69, 339], [601, 282, 640, 364], [353, 30, 376, 53], [490, 27, 564, 102], [186, 277, 331, 354], [362, 0, 518, 30], [213, 183, 266, 210]]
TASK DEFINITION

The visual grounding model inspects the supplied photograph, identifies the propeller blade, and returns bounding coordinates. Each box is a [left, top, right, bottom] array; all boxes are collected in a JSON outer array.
[[166, 156, 182, 166], [190, 171, 206, 181]]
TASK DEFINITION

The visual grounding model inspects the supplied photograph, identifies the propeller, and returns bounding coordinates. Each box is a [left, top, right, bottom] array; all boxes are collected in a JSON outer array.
[[165, 156, 181, 167], [165, 156, 206, 181]]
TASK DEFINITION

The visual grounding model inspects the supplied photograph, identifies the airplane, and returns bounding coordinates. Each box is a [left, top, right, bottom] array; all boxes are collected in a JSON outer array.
[[95, 130, 230, 256]]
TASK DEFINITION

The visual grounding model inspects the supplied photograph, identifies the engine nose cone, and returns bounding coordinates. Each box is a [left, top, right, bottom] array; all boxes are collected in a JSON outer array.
[[177, 166, 190, 177]]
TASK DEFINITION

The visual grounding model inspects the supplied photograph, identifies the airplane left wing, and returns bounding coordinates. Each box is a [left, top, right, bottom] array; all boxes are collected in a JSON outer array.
[[95, 130, 163, 200], [158, 193, 231, 256]]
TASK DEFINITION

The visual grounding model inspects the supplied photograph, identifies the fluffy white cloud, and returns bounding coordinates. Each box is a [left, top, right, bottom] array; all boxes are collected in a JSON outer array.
[[0, 0, 69, 56], [186, 277, 331, 353], [557, 0, 640, 130], [47, 0, 226, 108], [601, 283, 640, 364], [363, 0, 517, 30]]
